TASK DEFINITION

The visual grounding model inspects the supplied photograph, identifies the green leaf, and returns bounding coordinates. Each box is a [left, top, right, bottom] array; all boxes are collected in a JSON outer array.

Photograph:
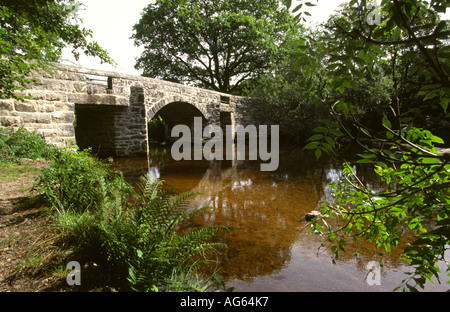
[[284, 0, 292, 9], [358, 153, 377, 159], [313, 126, 328, 133], [315, 148, 322, 160], [430, 134, 444, 144], [325, 136, 336, 149], [440, 98, 449, 114], [307, 134, 324, 141], [420, 157, 440, 164], [386, 131, 394, 139], [356, 158, 375, 164], [292, 3, 303, 13], [304, 141, 319, 150], [382, 115, 392, 129], [329, 128, 344, 137], [423, 90, 438, 101]]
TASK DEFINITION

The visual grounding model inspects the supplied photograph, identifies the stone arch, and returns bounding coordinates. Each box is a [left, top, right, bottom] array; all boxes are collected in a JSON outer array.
[[146, 97, 212, 143], [146, 95, 210, 122]]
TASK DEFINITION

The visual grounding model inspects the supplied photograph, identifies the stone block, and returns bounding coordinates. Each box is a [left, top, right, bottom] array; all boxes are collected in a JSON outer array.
[[15, 100, 37, 112], [12, 90, 30, 99], [44, 105, 56, 113], [0, 116, 22, 127], [54, 102, 75, 111], [22, 113, 52, 124], [57, 124, 75, 137], [36, 114, 53, 124], [0, 99, 15, 111], [45, 92, 64, 101], [28, 90, 47, 100], [68, 93, 125, 106], [116, 96, 130, 106], [35, 79, 67, 92], [55, 71, 85, 81], [38, 128, 58, 138], [52, 112, 75, 124]]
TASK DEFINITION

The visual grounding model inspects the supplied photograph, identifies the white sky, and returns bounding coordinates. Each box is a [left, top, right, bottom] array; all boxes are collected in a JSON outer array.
[[59, 0, 351, 75]]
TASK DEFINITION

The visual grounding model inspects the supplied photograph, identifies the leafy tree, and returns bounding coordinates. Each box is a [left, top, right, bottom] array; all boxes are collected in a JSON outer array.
[[243, 27, 330, 144], [284, 0, 450, 291], [132, 0, 295, 94], [244, 22, 393, 146], [0, 0, 113, 99]]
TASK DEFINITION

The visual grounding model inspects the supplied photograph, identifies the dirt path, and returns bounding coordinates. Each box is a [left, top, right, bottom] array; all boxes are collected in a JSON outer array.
[[0, 160, 66, 292]]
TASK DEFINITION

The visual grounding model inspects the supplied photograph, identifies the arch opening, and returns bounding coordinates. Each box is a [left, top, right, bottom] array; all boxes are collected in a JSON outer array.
[[147, 102, 208, 144], [74, 104, 123, 158]]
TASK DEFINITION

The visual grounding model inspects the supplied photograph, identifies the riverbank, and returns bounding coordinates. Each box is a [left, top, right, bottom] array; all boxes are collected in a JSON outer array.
[[1, 128, 231, 293], [0, 160, 65, 292]]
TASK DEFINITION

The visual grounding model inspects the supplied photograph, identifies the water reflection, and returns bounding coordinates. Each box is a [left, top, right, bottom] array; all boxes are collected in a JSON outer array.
[[112, 144, 448, 292]]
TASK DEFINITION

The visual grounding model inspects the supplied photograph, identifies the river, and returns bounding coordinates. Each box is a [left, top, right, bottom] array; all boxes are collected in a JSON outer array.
[[112, 143, 449, 292]]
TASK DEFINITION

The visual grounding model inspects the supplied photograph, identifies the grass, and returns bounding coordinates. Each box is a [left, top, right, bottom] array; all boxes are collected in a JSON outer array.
[[0, 163, 43, 181], [18, 256, 45, 270], [50, 264, 73, 279], [0, 234, 21, 247]]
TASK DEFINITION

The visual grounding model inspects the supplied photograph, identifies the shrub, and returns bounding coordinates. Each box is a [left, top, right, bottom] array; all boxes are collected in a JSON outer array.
[[37, 146, 131, 214], [37, 147, 233, 291], [0, 127, 57, 163], [115, 175, 233, 292]]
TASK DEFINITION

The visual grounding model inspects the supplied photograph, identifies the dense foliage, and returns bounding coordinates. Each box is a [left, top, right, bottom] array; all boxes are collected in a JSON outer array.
[[132, 0, 295, 94], [0, 127, 57, 163], [0, 127, 232, 291], [36, 146, 233, 291], [242, 28, 330, 143], [0, 0, 113, 100], [275, 0, 450, 291]]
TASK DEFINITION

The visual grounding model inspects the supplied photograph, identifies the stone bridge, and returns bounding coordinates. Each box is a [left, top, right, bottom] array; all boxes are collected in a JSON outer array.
[[0, 63, 246, 157]]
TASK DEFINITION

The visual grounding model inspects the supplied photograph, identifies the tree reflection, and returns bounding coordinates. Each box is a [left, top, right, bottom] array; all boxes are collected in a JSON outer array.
[[114, 145, 416, 290]]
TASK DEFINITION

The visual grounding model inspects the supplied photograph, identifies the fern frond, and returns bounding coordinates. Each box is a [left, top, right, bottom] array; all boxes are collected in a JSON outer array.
[[170, 225, 234, 260]]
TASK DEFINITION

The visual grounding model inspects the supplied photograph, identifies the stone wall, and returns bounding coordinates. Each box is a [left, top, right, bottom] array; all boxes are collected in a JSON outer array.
[[0, 63, 243, 157], [113, 84, 148, 157], [0, 85, 77, 146], [0, 64, 129, 148]]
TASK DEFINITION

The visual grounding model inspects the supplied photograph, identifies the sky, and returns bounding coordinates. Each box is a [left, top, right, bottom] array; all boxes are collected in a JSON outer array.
[[60, 0, 351, 75]]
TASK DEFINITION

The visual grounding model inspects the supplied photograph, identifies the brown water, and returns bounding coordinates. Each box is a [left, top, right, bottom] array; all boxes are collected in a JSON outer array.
[[113, 144, 449, 292]]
